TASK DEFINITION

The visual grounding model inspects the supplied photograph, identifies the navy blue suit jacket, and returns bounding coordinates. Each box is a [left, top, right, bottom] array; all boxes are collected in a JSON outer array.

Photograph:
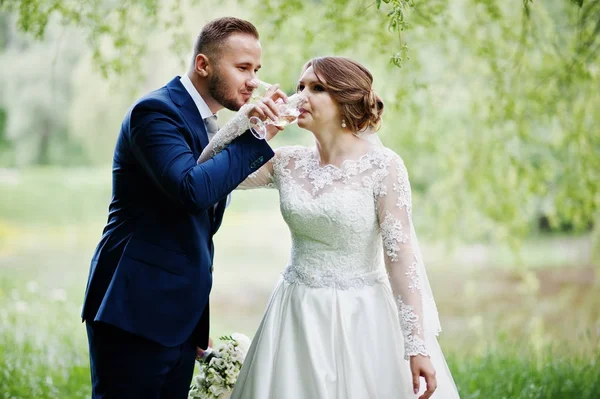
[[81, 77, 273, 348]]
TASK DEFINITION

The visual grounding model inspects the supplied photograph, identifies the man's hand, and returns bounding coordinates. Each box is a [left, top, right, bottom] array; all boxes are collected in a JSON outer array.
[[196, 337, 214, 359], [247, 83, 288, 141], [410, 354, 437, 399]]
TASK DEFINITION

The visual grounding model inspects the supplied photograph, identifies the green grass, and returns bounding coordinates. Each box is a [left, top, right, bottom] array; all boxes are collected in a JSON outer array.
[[1, 279, 598, 399], [449, 347, 600, 399], [0, 275, 91, 398], [0, 167, 599, 398], [0, 334, 91, 398], [1, 293, 598, 399], [0, 167, 111, 227]]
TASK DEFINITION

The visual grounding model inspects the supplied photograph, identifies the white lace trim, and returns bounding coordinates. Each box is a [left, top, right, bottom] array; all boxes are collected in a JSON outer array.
[[247, 169, 276, 188], [210, 104, 253, 156], [275, 146, 394, 196], [380, 211, 410, 262], [282, 266, 387, 290], [396, 297, 428, 359], [366, 167, 390, 197], [393, 158, 412, 212], [406, 260, 421, 293]]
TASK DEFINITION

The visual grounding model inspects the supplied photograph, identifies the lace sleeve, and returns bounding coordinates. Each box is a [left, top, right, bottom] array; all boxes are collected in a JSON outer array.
[[375, 153, 441, 360], [195, 104, 275, 190], [237, 158, 275, 190], [197, 104, 254, 164]]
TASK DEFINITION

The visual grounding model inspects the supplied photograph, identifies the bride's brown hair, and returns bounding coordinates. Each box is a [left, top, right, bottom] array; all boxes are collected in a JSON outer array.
[[301, 56, 384, 132]]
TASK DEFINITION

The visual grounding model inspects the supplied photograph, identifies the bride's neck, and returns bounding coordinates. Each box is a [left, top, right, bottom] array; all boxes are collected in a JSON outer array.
[[313, 130, 367, 167]]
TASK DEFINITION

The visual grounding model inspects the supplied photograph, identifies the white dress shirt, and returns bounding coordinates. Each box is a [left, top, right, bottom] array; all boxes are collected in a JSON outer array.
[[180, 73, 218, 140]]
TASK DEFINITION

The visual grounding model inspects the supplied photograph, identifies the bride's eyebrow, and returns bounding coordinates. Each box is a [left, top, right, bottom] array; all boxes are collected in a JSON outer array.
[[298, 78, 320, 85], [313, 75, 327, 86]]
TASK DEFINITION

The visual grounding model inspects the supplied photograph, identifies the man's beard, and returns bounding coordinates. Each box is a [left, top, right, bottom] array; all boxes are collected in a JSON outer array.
[[208, 67, 242, 111]]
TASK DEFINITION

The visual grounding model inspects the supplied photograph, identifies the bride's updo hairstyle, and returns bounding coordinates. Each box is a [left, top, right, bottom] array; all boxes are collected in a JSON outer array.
[[302, 56, 384, 132]]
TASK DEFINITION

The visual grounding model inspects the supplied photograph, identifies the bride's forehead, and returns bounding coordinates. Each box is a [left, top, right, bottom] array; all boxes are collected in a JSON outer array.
[[298, 67, 320, 83]]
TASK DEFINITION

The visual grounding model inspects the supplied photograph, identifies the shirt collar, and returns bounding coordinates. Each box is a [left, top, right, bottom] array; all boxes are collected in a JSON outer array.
[[180, 73, 214, 120]]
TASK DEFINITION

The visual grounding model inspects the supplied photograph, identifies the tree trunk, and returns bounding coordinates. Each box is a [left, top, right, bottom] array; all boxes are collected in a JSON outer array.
[[38, 122, 51, 165]]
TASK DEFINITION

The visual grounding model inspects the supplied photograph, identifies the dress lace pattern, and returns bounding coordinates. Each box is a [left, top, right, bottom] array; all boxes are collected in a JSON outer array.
[[203, 118, 442, 359], [238, 146, 441, 358], [208, 104, 254, 157]]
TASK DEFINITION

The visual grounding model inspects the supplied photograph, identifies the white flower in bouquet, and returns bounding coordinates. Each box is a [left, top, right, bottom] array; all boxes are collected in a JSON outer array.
[[188, 334, 251, 399], [231, 333, 251, 357]]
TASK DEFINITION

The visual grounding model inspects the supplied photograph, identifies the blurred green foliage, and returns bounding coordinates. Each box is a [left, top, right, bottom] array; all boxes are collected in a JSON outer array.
[[0, 4, 597, 396], [0, 5, 597, 397], [0, 0, 598, 249]]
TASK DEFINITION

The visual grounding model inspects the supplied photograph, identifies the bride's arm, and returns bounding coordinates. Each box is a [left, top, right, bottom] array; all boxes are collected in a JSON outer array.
[[376, 154, 438, 360], [236, 158, 276, 190], [198, 84, 287, 165], [196, 105, 276, 190], [197, 104, 254, 164], [375, 153, 440, 399]]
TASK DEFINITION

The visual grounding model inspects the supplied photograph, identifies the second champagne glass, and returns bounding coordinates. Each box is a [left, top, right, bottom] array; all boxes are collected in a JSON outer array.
[[248, 93, 306, 139]]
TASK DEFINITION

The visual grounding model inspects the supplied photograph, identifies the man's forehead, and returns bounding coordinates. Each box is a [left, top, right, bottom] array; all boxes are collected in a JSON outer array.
[[222, 34, 261, 52], [220, 35, 261, 64]]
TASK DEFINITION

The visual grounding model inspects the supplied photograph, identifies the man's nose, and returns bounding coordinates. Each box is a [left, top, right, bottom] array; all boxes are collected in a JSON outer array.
[[247, 78, 259, 89]]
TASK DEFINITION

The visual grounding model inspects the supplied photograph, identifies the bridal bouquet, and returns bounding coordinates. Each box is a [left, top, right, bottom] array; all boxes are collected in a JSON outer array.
[[188, 333, 252, 399]]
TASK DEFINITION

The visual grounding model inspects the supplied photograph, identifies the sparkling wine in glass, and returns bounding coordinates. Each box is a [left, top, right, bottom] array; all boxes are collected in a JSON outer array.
[[248, 80, 273, 104], [248, 93, 306, 139]]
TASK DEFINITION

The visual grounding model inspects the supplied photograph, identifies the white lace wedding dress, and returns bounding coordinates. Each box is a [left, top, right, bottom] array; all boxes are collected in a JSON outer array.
[[199, 109, 460, 399]]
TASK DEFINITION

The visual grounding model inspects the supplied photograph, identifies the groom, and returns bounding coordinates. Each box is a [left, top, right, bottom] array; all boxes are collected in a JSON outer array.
[[81, 17, 283, 398]]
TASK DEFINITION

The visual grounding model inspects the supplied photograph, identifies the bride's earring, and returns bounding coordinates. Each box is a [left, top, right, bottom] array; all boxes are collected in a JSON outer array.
[[341, 119, 347, 128]]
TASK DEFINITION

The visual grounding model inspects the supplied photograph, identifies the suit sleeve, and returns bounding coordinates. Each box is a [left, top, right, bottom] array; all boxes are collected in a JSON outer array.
[[129, 99, 274, 213]]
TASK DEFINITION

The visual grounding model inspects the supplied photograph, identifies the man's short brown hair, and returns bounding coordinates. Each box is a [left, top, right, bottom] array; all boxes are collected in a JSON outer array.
[[192, 17, 259, 64]]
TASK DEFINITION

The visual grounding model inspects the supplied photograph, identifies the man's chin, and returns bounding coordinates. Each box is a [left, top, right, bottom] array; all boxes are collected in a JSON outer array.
[[223, 99, 245, 112], [212, 94, 241, 112]]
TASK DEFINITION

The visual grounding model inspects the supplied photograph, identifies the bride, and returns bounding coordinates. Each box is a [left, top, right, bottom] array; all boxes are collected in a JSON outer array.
[[198, 56, 460, 399]]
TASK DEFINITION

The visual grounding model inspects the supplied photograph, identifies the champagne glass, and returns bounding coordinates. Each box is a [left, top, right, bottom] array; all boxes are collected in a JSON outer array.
[[248, 80, 273, 103], [248, 94, 306, 139], [247, 80, 306, 139]]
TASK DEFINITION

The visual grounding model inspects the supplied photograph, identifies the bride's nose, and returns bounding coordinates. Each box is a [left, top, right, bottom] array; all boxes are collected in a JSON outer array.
[[298, 87, 310, 99]]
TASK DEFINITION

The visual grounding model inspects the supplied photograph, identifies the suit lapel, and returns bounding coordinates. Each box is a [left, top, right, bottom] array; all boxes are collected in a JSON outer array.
[[167, 77, 209, 151], [166, 77, 214, 221]]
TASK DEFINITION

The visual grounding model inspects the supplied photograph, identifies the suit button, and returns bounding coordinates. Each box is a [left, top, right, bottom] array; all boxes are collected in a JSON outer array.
[[210, 265, 214, 273], [250, 156, 264, 169]]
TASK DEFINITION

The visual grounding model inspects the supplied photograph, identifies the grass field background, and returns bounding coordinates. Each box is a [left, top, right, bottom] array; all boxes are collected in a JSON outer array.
[[0, 167, 598, 398]]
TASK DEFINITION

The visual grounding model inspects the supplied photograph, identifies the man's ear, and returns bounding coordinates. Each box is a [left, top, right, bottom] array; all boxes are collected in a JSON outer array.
[[195, 54, 210, 77]]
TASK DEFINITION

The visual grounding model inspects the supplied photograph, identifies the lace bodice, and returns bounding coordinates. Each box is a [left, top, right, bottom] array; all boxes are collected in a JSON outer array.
[[255, 147, 392, 283], [198, 118, 442, 359]]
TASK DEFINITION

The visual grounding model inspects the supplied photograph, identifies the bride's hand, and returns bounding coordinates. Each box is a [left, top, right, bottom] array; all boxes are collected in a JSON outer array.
[[410, 354, 437, 399], [247, 84, 288, 141]]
